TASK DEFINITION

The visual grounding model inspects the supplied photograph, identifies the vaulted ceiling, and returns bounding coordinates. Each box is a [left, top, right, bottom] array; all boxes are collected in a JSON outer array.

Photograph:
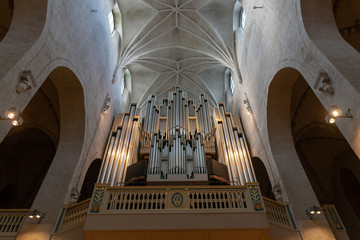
[[116, 0, 238, 107]]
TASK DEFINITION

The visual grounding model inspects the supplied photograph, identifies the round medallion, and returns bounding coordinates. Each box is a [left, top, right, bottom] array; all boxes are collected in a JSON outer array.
[[171, 192, 184, 208]]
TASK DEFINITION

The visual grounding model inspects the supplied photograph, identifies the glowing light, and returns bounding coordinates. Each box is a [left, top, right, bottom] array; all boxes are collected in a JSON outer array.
[[328, 118, 336, 124], [310, 210, 315, 215], [11, 120, 19, 126], [29, 215, 34, 219], [331, 110, 340, 117], [7, 112, 15, 119], [316, 211, 321, 214]]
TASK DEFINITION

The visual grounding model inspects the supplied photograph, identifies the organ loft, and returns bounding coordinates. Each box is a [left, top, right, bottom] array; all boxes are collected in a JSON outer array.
[[97, 87, 256, 187]]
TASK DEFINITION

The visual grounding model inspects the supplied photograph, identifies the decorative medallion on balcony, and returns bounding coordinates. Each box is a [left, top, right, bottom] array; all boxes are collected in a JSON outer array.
[[169, 192, 185, 208]]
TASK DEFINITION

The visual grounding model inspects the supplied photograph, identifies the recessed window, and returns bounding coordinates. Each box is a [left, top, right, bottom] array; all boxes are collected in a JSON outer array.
[[230, 75, 234, 94], [233, 1, 246, 32], [240, 7, 246, 30], [108, 11, 115, 33]]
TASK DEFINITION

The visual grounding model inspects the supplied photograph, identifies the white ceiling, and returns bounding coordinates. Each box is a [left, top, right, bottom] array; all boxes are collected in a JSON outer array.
[[116, 0, 239, 107]]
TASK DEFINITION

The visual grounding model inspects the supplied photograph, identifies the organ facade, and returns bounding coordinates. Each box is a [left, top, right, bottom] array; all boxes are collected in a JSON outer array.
[[97, 87, 256, 187]]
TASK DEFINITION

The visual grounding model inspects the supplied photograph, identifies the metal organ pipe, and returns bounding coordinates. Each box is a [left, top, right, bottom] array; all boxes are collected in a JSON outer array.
[[119, 119, 139, 184], [98, 133, 116, 183], [110, 106, 136, 186]]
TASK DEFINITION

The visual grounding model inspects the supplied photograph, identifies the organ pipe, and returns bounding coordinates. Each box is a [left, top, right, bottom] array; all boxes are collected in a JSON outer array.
[[98, 88, 256, 186]]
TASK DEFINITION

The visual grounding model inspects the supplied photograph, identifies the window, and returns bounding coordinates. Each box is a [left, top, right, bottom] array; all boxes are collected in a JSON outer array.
[[240, 8, 246, 30], [230, 75, 234, 94], [108, 11, 114, 33], [233, 1, 246, 31]]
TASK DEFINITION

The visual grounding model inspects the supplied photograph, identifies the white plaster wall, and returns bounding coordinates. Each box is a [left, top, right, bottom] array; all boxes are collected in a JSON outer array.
[[232, 0, 360, 239], [0, 0, 122, 239]]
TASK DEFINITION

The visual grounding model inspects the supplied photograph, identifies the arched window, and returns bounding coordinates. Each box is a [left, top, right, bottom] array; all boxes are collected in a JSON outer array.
[[112, 2, 123, 37], [230, 74, 234, 94], [225, 69, 234, 94], [108, 11, 115, 34], [239, 7, 246, 30], [233, 1, 246, 32]]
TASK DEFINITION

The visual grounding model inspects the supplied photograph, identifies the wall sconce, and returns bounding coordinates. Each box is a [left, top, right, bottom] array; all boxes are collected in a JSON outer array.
[[103, 94, 111, 113], [28, 209, 46, 223], [244, 94, 252, 115], [305, 205, 322, 219], [1, 107, 23, 126], [326, 105, 352, 124]]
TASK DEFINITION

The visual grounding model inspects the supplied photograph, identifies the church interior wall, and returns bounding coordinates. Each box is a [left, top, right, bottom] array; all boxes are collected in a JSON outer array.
[[0, 0, 359, 239]]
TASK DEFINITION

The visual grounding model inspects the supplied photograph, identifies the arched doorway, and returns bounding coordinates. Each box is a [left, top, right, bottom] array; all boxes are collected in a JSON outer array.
[[0, 0, 13, 41]]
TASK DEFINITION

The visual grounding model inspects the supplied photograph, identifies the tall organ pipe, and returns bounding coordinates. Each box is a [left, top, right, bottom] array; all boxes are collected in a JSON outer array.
[[234, 131, 250, 183], [218, 123, 236, 184], [110, 107, 135, 186], [119, 120, 139, 184], [105, 116, 127, 184], [98, 133, 116, 183], [225, 115, 244, 185]]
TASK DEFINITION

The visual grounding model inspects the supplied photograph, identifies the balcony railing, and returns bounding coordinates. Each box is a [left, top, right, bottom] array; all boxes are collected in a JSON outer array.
[[322, 204, 346, 232], [263, 197, 298, 231], [0, 209, 29, 236], [53, 199, 90, 234], [89, 183, 265, 214]]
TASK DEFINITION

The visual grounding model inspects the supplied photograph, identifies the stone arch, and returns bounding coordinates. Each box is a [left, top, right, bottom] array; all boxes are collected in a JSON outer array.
[[267, 67, 335, 239], [78, 159, 102, 202], [299, 0, 360, 94], [0, 73, 61, 209], [15, 66, 85, 239], [0, 0, 48, 81]]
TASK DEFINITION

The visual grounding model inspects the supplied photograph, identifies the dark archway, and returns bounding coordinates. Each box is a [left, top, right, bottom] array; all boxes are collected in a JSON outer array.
[[267, 67, 341, 239], [0, 128, 55, 208], [333, 0, 360, 53], [0, 77, 60, 208], [289, 72, 359, 239], [252, 157, 275, 200], [0, 0, 13, 41], [339, 168, 360, 221], [78, 159, 102, 202]]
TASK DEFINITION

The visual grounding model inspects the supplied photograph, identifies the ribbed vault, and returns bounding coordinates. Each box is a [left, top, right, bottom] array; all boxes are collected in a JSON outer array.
[[115, 0, 239, 107]]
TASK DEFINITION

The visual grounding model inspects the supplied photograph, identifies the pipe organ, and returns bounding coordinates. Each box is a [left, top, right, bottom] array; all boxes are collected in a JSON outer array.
[[98, 88, 256, 186]]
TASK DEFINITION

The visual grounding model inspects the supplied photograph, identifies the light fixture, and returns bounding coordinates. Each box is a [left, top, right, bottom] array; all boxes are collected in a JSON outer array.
[[244, 94, 252, 115], [329, 105, 341, 117], [28, 209, 45, 223], [11, 117, 23, 126], [102, 94, 111, 113], [1, 107, 23, 126], [5, 107, 17, 119], [305, 205, 322, 219], [326, 105, 352, 124]]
